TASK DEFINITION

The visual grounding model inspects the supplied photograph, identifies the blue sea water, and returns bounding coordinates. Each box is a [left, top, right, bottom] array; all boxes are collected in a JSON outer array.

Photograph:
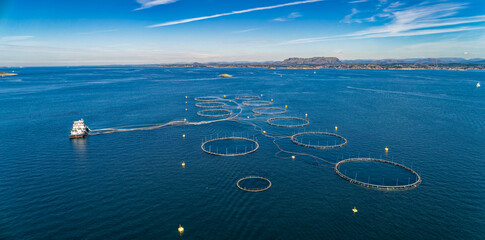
[[0, 67, 484, 239]]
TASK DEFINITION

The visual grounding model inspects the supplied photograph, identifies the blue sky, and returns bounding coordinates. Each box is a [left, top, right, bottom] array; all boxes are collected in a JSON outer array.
[[0, 0, 484, 66]]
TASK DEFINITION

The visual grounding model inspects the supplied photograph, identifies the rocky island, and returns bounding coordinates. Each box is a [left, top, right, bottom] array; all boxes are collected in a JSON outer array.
[[0, 72, 18, 77]]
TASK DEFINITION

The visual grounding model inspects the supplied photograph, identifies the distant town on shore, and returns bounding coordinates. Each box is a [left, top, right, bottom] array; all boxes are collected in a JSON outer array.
[[148, 57, 485, 71]]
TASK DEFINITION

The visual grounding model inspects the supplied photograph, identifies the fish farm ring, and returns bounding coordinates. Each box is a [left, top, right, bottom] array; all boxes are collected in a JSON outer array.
[[267, 117, 309, 128], [195, 101, 226, 108], [335, 158, 422, 191], [197, 109, 232, 117], [291, 132, 347, 149], [201, 137, 259, 156], [237, 176, 272, 192], [235, 96, 260, 101], [252, 107, 287, 115], [194, 96, 221, 102], [242, 100, 272, 107]]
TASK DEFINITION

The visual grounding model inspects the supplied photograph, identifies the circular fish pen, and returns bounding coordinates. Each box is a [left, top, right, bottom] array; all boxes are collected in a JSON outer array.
[[291, 132, 347, 149], [194, 96, 221, 102], [195, 101, 226, 108], [335, 158, 421, 191], [242, 100, 272, 107], [267, 117, 309, 128], [235, 96, 260, 101], [197, 109, 232, 117], [201, 137, 259, 156], [236, 176, 272, 192], [252, 107, 287, 115]]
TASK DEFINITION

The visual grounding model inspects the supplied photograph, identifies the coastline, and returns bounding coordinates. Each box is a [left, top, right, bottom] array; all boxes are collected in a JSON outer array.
[[147, 64, 484, 71]]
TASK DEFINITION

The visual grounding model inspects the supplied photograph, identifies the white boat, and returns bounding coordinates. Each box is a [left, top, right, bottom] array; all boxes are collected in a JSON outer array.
[[69, 119, 90, 139], [477, 82, 481, 88]]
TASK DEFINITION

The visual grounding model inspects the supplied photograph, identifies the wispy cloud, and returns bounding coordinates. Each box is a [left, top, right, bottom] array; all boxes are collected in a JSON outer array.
[[284, 2, 485, 44], [147, 0, 323, 28], [340, 8, 360, 23], [232, 28, 261, 33], [134, 0, 178, 11], [274, 12, 303, 21], [349, 0, 368, 3], [0, 36, 33, 41]]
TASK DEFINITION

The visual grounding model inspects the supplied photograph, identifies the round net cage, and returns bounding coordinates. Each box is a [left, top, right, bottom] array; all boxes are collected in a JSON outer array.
[[195, 101, 226, 108], [201, 137, 259, 156], [242, 100, 272, 107], [266, 117, 309, 128], [197, 109, 232, 117], [335, 158, 421, 191], [194, 96, 221, 102], [252, 107, 287, 115], [235, 96, 260, 101], [290, 132, 347, 149], [237, 176, 272, 192]]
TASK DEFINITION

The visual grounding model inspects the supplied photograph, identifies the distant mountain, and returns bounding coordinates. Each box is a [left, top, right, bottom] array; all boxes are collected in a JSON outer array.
[[278, 57, 341, 65]]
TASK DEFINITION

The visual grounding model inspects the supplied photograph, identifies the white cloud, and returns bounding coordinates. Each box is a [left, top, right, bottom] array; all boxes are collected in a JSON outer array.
[[0, 36, 33, 41], [284, 2, 485, 44], [147, 0, 322, 28], [135, 0, 178, 11]]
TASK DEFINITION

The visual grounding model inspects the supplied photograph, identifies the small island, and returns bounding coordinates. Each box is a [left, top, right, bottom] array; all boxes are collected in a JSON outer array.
[[0, 72, 18, 77], [218, 74, 232, 77]]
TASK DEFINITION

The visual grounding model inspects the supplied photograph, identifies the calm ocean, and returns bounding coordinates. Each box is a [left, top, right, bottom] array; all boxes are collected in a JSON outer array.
[[0, 67, 484, 239]]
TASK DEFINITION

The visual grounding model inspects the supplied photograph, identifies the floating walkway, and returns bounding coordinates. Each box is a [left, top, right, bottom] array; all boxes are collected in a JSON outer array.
[[236, 176, 272, 192], [291, 132, 347, 149], [334, 158, 422, 191]]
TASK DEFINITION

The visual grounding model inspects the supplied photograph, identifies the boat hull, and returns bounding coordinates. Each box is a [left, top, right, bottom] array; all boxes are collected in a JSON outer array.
[[69, 134, 86, 139]]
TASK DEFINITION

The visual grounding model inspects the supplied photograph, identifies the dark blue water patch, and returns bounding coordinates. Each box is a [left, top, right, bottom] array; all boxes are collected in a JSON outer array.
[[0, 67, 484, 239]]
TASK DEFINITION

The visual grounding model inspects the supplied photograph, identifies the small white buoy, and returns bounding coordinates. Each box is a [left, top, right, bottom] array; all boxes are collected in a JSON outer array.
[[335, 126, 338, 131], [305, 113, 308, 118], [477, 82, 481, 88], [185, 96, 188, 99], [178, 224, 184, 235], [183, 134, 186, 138], [185, 108, 188, 111]]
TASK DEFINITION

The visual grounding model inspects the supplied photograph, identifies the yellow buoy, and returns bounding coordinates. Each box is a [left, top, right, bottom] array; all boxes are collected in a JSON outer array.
[[223, 95, 226, 98], [353, 207, 358, 213], [291, 156, 295, 160], [305, 113, 308, 117], [185, 108, 188, 111], [271, 99, 273, 101], [182, 134, 186, 138], [178, 224, 184, 234], [285, 105, 287, 108], [181, 162, 185, 167], [335, 126, 338, 131], [263, 131, 266, 134], [184, 118, 187, 122], [185, 96, 187, 99], [185, 101, 187, 104], [385, 147, 389, 152], [247, 116, 250, 118], [261, 94, 263, 97]]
